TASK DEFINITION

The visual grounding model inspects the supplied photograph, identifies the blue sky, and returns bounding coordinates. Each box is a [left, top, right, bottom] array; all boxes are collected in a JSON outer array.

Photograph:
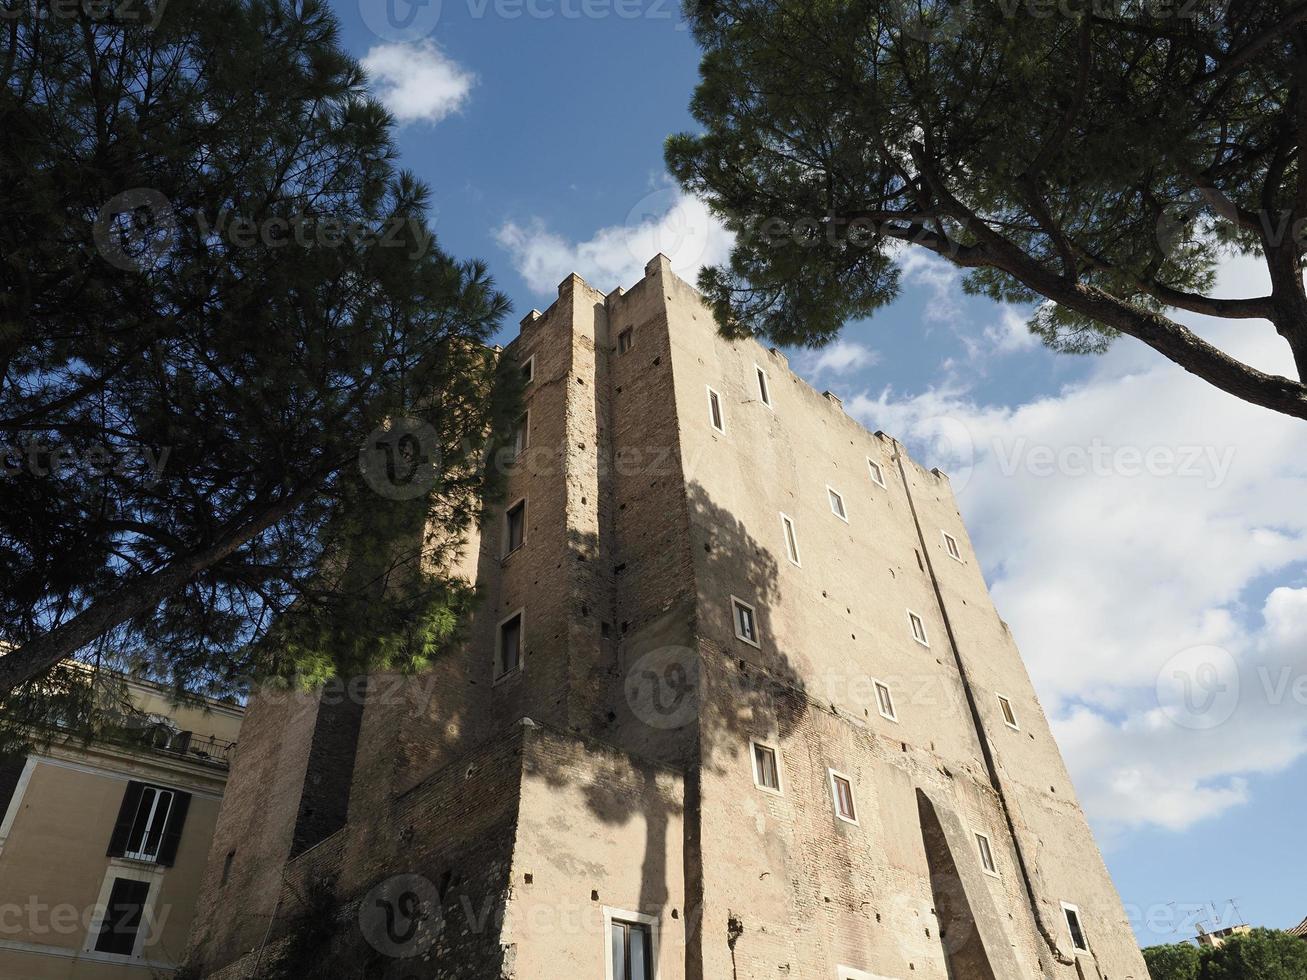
[[332, 0, 1307, 947]]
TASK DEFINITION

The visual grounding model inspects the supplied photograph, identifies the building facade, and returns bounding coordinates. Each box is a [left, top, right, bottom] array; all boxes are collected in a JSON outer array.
[[0, 672, 242, 977], [186, 255, 1147, 980]]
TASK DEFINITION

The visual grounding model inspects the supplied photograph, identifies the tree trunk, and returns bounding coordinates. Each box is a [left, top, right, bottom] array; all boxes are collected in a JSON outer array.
[[0, 474, 334, 696]]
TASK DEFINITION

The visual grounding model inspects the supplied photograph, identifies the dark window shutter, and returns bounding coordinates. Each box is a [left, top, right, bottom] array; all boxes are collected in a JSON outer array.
[[156, 790, 191, 867], [0, 754, 26, 819], [107, 781, 145, 858]]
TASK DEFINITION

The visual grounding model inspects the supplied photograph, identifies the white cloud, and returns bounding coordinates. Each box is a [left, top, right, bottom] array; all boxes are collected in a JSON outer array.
[[361, 42, 474, 125], [984, 306, 1039, 354], [799, 339, 881, 377], [839, 256, 1307, 835], [495, 183, 734, 295]]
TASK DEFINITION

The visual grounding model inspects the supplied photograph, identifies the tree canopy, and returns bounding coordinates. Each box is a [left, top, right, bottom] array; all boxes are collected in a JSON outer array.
[[1145, 930, 1307, 980], [667, 0, 1307, 420], [0, 0, 515, 709]]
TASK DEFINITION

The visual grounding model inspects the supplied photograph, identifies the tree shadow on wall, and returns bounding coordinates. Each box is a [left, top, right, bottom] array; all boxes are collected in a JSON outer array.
[[532, 480, 811, 973]]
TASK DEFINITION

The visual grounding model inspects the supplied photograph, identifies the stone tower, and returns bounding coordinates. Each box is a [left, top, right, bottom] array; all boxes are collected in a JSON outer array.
[[186, 255, 1146, 980]]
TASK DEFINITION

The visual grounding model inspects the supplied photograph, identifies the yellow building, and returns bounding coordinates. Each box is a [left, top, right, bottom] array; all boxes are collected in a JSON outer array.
[[0, 671, 242, 977]]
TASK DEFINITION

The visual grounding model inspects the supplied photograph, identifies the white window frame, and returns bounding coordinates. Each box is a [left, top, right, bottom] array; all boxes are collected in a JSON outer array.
[[828, 768, 859, 825], [779, 512, 801, 567], [707, 386, 726, 434], [617, 326, 634, 354], [873, 680, 898, 722], [602, 906, 659, 980], [754, 364, 773, 409], [997, 693, 1020, 731], [521, 353, 535, 384], [511, 410, 530, 459], [975, 831, 999, 877], [83, 862, 166, 960], [942, 530, 963, 562], [827, 486, 848, 522], [749, 740, 783, 796], [502, 497, 527, 559], [907, 610, 929, 647], [122, 786, 175, 863], [866, 457, 887, 488], [494, 608, 525, 681], [730, 595, 760, 648], [1061, 901, 1090, 954]]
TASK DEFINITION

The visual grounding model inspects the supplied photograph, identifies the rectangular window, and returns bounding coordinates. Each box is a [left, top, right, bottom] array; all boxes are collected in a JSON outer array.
[[1062, 903, 1089, 953], [908, 610, 929, 647], [751, 742, 781, 793], [829, 770, 857, 824], [497, 611, 523, 678], [93, 877, 150, 955], [998, 694, 1019, 730], [755, 365, 772, 407], [512, 412, 529, 458], [780, 513, 801, 566], [504, 499, 526, 556], [731, 596, 759, 647], [707, 386, 725, 433], [976, 832, 998, 875], [123, 786, 174, 862], [874, 681, 897, 722], [107, 782, 190, 867], [827, 486, 847, 522], [521, 354, 535, 384], [867, 458, 886, 488], [943, 530, 962, 561], [617, 327, 634, 354], [608, 916, 653, 980]]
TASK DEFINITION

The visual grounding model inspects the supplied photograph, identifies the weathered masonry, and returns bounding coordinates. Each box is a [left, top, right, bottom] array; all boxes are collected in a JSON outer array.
[[187, 255, 1146, 980]]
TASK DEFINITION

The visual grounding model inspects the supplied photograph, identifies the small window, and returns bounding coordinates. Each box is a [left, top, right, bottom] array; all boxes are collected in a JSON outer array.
[[512, 411, 529, 458], [497, 611, 523, 678], [867, 458, 886, 488], [608, 915, 653, 980], [908, 610, 929, 647], [504, 499, 526, 557], [107, 781, 190, 867], [93, 877, 151, 955], [780, 513, 801, 566], [751, 742, 781, 793], [827, 486, 847, 522], [976, 832, 998, 875], [943, 530, 962, 561], [1062, 903, 1089, 953], [707, 386, 725, 433], [755, 365, 772, 408], [998, 694, 1019, 730], [731, 596, 759, 647], [874, 681, 897, 721], [521, 354, 535, 384], [829, 769, 857, 824], [123, 786, 174, 862], [617, 327, 634, 354]]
